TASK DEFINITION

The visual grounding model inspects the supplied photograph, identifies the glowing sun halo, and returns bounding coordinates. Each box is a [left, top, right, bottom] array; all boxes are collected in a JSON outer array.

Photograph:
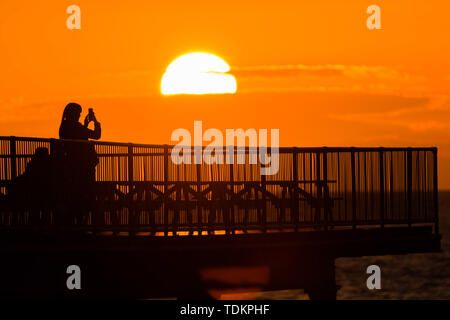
[[161, 52, 237, 95]]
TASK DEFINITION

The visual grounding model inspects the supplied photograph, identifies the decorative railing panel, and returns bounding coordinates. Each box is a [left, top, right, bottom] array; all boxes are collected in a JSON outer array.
[[0, 136, 438, 235]]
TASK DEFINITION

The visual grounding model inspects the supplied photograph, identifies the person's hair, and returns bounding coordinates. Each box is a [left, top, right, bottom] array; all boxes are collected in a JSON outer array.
[[61, 102, 82, 122], [59, 102, 82, 139]]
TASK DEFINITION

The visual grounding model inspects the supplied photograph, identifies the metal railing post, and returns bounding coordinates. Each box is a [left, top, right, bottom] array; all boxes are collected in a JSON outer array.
[[315, 151, 322, 227], [128, 143, 135, 234], [407, 148, 412, 227], [292, 149, 299, 229], [433, 148, 439, 235], [351, 149, 357, 229], [10, 136, 17, 180], [261, 168, 267, 232], [228, 149, 234, 234], [322, 148, 329, 229], [379, 148, 385, 228], [164, 145, 169, 235]]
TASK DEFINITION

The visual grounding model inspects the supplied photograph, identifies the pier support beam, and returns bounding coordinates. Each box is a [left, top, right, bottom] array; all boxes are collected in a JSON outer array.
[[304, 255, 338, 300]]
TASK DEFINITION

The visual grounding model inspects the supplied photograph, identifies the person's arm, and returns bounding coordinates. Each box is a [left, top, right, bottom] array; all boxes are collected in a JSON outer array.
[[91, 120, 101, 140], [82, 114, 101, 140]]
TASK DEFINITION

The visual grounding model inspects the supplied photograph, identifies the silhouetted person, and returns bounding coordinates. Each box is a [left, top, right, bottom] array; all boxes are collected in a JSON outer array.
[[59, 103, 101, 141], [59, 102, 102, 225], [7, 147, 51, 225]]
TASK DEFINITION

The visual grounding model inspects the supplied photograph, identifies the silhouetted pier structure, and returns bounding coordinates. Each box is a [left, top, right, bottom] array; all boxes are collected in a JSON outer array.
[[0, 136, 441, 299]]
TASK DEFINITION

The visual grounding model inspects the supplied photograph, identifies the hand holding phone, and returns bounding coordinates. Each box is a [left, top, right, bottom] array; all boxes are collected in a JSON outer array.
[[88, 108, 94, 122]]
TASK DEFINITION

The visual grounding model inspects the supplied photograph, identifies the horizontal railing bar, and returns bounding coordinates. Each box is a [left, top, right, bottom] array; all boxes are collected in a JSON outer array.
[[0, 136, 437, 153], [86, 180, 337, 185], [0, 180, 334, 186], [1, 221, 435, 232]]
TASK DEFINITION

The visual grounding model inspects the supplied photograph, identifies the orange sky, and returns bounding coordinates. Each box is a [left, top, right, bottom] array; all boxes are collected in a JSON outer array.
[[1, 0, 450, 187]]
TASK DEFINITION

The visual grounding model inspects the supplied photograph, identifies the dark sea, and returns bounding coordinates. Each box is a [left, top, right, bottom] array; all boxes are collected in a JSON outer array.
[[222, 191, 450, 300]]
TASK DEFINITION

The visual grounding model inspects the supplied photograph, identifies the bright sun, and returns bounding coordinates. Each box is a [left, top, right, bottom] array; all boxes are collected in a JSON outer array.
[[161, 52, 237, 95]]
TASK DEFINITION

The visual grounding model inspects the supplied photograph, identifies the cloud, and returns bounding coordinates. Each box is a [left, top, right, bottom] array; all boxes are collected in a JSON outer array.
[[232, 65, 344, 77], [0, 98, 61, 124], [231, 64, 428, 96], [330, 95, 450, 133], [232, 64, 422, 81]]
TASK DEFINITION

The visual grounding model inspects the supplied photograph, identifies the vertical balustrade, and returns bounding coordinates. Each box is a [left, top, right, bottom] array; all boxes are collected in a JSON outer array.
[[10, 137, 17, 180], [351, 149, 357, 229], [379, 148, 385, 228], [292, 149, 299, 229], [128, 143, 135, 234], [228, 149, 234, 234], [315, 152, 321, 227], [433, 148, 439, 235], [407, 148, 412, 227], [322, 148, 329, 229], [164, 145, 169, 235]]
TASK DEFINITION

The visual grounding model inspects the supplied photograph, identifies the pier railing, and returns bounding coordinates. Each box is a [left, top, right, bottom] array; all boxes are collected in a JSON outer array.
[[0, 136, 439, 235]]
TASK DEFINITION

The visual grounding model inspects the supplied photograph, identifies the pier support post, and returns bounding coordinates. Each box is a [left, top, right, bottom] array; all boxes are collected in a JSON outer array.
[[304, 254, 338, 300]]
